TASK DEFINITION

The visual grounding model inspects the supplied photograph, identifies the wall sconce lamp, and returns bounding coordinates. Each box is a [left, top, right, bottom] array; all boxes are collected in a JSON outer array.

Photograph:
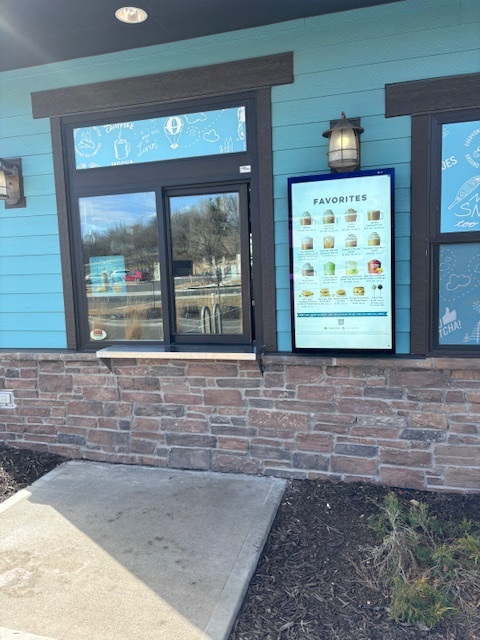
[[0, 157, 26, 208], [322, 112, 364, 173]]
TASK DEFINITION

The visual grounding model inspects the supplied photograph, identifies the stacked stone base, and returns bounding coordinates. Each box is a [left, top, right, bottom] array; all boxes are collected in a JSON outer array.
[[1, 352, 479, 493]]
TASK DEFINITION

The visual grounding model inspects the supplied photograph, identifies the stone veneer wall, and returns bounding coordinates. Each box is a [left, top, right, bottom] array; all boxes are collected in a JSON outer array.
[[0, 352, 479, 493]]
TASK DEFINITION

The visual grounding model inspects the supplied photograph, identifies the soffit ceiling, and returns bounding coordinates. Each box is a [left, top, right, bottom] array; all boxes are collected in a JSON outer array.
[[0, 0, 403, 72]]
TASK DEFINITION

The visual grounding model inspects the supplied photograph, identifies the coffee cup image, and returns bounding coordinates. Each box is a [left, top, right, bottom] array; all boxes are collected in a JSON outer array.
[[345, 260, 358, 275], [368, 259, 382, 274], [323, 236, 335, 249], [323, 210, 337, 224], [367, 232, 381, 247], [345, 233, 357, 248], [345, 208, 357, 223], [367, 210, 383, 221], [324, 261, 335, 276], [302, 237, 314, 250], [300, 212, 313, 226], [302, 262, 315, 276]]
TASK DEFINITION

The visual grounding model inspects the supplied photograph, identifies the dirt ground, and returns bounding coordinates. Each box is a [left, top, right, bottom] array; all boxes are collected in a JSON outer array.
[[229, 479, 480, 640], [0, 445, 65, 503], [1, 445, 479, 639]]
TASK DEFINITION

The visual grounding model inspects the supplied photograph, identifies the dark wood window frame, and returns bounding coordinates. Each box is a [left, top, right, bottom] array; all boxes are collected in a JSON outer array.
[[385, 72, 480, 356], [31, 53, 294, 352]]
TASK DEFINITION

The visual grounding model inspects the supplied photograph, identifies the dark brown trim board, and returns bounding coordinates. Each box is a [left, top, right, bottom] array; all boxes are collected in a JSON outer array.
[[409, 114, 431, 355], [31, 53, 294, 119], [255, 89, 277, 352], [50, 117, 77, 350], [385, 72, 480, 118]]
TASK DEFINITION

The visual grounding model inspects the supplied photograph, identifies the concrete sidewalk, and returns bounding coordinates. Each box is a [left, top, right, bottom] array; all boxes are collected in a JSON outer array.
[[0, 461, 286, 640]]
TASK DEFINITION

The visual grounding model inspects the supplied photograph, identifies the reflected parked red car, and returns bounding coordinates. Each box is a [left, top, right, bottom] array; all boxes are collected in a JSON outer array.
[[111, 269, 151, 282]]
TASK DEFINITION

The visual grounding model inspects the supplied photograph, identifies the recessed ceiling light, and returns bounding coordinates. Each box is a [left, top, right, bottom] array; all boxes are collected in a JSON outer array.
[[115, 7, 148, 24]]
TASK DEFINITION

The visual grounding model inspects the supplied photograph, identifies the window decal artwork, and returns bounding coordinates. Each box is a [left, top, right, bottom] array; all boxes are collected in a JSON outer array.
[[440, 120, 480, 233], [73, 106, 247, 169], [438, 242, 480, 346]]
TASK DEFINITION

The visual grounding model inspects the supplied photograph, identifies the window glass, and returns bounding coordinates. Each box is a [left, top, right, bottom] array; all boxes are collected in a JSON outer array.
[[438, 242, 480, 346], [168, 192, 243, 335], [440, 120, 480, 233], [80, 192, 162, 342], [74, 106, 247, 170]]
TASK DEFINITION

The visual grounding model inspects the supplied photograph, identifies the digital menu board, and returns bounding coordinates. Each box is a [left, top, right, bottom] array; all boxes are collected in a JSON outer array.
[[289, 169, 394, 352]]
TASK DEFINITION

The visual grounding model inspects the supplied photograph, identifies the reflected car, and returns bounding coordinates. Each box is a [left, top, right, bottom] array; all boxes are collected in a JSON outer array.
[[111, 269, 151, 282]]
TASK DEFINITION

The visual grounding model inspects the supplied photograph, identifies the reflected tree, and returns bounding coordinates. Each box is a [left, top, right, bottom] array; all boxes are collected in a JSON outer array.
[[83, 218, 158, 274], [171, 194, 240, 287]]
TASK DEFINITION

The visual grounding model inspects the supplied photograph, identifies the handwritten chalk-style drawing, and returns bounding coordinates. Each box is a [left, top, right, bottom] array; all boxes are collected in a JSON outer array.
[[203, 129, 220, 143], [439, 256, 453, 272], [220, 137, 233, 154], [439, 306, 462, 341], [114, 131, 131, 161], [185, 113, 207, 124], [77, 162, 100, 169], [78, 130, 96, 150], [442, 307, 457, 325], [465, 321, 480, 344], [237, 107, 246, 141], [164, 116, 184, 149], [464, 125, 480, 169], [446, 273, 471, 291], [448, 176, 480, 210], [74, 127, 102, 159]]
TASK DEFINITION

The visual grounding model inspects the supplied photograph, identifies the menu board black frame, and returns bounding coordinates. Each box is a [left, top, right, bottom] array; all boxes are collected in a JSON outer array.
[[288, 168, 395, 354]]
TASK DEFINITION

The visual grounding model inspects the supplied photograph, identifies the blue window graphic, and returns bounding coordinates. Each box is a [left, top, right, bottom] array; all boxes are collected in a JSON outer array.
[[73, 106, 247, 170], [440, 120, 480, 233]]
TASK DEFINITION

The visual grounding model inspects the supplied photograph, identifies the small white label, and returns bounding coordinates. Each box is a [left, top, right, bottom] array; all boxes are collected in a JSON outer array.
[[0, 391, 15, 408], [240, 165, 251, 174]]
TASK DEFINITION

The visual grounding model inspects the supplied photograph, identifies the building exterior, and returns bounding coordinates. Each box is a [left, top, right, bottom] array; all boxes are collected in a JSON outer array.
[[1, 0, 480, 491]]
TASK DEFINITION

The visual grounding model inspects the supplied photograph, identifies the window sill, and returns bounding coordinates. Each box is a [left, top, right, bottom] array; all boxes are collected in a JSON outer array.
[[96, 345, 257, 362]]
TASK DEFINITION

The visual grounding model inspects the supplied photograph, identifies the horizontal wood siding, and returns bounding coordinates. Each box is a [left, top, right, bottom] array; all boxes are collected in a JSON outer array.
[[0, 0, 478, 352]]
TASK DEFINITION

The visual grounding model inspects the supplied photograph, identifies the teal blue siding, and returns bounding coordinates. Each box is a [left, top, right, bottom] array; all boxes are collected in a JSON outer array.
[[0, 331, 67, 349], [1, 0, 478, 351], [0, 292, 65, 313], [1, 214, 60, 238]]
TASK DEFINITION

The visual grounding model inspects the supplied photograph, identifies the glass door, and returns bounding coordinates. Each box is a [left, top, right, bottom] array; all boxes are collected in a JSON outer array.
[[166, 185, 252, 344]]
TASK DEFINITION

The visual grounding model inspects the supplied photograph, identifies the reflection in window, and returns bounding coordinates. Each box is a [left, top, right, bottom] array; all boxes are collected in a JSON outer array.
[[169, 192, 243, 335], [80, 192, 162, 342]]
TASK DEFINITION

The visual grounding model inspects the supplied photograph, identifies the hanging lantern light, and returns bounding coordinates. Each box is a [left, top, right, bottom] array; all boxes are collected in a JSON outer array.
[[322, 112, 364, 173]]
